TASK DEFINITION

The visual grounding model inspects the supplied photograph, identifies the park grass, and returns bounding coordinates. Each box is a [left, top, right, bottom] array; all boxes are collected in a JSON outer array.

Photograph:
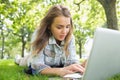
[[107, 74, 120, 80], [1, 59, 120, 80], [0, 59, 51, 80]]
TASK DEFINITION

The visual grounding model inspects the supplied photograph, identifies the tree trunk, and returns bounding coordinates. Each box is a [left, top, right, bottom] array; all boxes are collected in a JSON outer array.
[[21, 27, 27, 57], [97, 0, 118, 30], [1, 27, 4, 59], [22, 35, 25, 57], [79, 40, 82, 58]]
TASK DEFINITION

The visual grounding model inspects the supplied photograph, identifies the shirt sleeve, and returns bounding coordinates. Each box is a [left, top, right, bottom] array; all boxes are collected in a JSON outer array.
[[65, 35, 80, 66], [30, 50, 50, 74]]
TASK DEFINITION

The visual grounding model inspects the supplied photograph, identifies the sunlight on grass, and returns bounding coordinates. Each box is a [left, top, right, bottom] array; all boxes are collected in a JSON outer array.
[[0, 59, 49, 80], [0, 59, 68, 80]]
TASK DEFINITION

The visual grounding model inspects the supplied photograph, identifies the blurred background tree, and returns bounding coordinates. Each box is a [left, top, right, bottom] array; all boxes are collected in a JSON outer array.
[[98, 0, 118, 30], [0, 0, 120, 59]]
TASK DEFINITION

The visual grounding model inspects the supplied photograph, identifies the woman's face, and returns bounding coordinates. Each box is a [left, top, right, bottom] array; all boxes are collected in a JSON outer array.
[[50, 16, 71, 41]]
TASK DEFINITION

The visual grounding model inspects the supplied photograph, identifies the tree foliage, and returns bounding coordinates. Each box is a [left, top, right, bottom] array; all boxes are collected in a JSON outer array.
[[0, 0, 120, 59]]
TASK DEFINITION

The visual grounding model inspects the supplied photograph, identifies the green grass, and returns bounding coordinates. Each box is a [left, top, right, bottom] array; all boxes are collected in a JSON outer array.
[[107, 74, 120, 80], [1, 59, 120, 80], [0, 59, 61, 80]]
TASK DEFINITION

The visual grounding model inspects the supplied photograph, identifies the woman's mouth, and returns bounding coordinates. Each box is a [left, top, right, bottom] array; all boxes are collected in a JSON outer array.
[[59, 35, 66, 40]]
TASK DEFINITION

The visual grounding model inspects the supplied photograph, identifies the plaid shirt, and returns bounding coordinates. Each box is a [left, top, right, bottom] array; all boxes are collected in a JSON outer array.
[[28, 35, 79, 74]]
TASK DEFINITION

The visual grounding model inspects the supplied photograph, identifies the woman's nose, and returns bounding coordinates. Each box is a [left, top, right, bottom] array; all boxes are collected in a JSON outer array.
[[62, 28, 67, 34]]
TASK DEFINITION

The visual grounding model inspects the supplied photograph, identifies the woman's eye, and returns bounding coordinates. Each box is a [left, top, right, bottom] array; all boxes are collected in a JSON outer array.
[[66, 25, 70, 28], [56, 26, 62, 29]]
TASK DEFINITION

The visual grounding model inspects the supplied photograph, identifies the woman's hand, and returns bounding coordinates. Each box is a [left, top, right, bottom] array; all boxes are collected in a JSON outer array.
[[53, 64, 85, 77], [64, 64, 85, 74], [81, 59, 87, 68]]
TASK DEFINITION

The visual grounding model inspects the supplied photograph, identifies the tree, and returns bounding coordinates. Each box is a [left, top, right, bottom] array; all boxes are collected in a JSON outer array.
[[0, 0, 119, 59], [0, 23, 4, 59], [97, 0, 118, 30]]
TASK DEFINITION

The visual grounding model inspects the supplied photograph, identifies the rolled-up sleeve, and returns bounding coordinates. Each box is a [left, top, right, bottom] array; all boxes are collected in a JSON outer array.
[[65, 36, 80, 66]]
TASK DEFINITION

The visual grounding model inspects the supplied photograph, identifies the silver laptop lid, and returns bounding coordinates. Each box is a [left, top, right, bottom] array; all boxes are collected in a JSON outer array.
[[83, 28, 120, 80]]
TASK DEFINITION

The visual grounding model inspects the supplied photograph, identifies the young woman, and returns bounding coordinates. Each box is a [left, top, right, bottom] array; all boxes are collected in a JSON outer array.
[[16, 4, 85, 77]]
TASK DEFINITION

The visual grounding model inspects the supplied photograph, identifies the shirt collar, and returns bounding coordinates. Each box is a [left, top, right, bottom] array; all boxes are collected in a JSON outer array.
[[49, 36, 65, 46]]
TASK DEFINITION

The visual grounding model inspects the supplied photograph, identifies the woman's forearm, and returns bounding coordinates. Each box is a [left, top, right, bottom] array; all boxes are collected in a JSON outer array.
[[40, 63, 85, 77], [40, 67, 65, 76]]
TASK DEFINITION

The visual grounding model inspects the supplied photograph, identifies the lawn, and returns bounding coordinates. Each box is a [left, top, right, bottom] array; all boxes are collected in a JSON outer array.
[[0, 59, 63, 80], [0, 59, 120, 80]]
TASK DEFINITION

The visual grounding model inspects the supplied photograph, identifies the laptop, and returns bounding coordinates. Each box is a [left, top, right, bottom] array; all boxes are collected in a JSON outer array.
[[64, 27, 120, 80]]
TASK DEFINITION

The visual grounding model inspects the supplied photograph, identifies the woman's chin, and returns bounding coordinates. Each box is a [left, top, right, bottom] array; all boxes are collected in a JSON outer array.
[[58, 38, 65, 41]]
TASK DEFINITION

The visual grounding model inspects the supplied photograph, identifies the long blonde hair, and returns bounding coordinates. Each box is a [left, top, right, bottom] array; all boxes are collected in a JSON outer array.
[[32, 4, 73, 55]]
